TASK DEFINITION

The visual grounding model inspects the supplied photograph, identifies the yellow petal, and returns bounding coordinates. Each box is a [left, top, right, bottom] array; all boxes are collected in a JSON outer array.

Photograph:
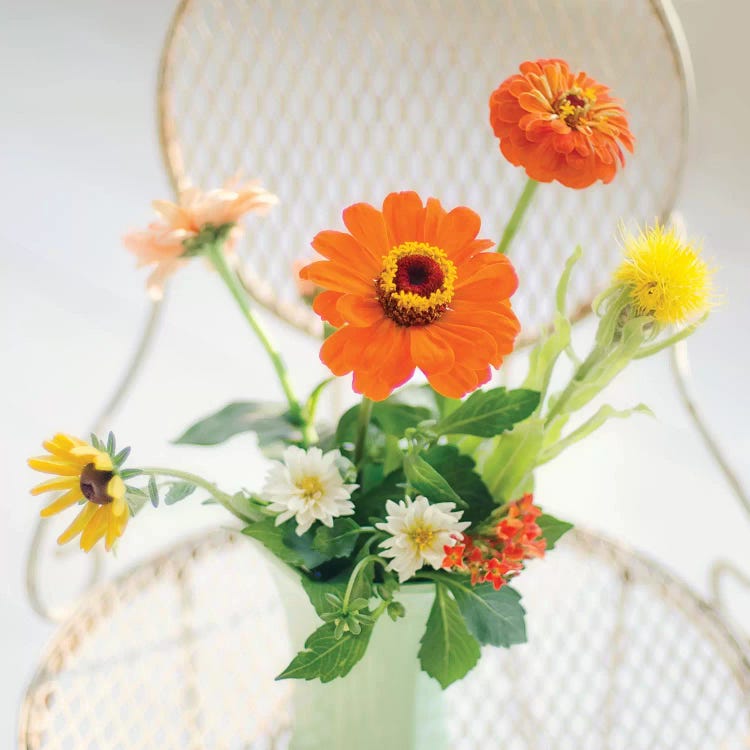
[[28, 457, 82, 476], [40, 488, 83, 517], [50, 433, 85, 450], [107, 475, 125, 499], [80, 506, 109, 552], [105, 510, 127, 550], [30, 476, 78, 496], [57, 503, 98, 545]]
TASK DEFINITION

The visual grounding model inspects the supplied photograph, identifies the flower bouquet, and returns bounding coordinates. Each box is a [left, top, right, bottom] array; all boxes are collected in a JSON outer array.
[[28, 60, 713, 749]]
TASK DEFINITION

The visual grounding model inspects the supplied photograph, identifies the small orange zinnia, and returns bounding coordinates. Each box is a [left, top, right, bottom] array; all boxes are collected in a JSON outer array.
[[124, 180, 278, 298], [299, 192, 520, 400], [489, 59, 634, 189]]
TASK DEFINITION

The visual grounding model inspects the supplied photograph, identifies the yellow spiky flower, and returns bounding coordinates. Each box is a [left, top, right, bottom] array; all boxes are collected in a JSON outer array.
[[614, 223, 714, 325], [28, 433, 130, 552]]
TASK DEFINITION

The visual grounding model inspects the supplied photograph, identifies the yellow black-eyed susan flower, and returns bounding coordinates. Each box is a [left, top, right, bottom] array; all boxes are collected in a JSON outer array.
[[28, 433, 132, 552]]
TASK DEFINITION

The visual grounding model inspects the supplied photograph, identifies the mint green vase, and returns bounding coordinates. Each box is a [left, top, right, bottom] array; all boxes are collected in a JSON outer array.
[[268, 557, 448, 750]]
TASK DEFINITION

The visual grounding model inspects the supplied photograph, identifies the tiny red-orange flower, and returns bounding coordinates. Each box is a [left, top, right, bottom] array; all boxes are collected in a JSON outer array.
[[489, 58, 635, 189], [299, 191, 521, 400]]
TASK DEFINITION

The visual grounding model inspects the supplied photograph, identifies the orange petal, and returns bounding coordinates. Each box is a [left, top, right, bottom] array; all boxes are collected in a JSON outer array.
[[409, 327, 455, 375], [382, 191, 424, 245], [342, 203, 390, 259], [422, 198, 446, 244], [435, 207, 481, 262], [450, 238, 495, 265], [320, 326, 373, 376], [428, 365, 480, 399], [300, 260, 375, 296], [433, 321, 498, 369], [311, 230, 380, 273], [313, 290, 346, 327], [336, 295, 384, 327]]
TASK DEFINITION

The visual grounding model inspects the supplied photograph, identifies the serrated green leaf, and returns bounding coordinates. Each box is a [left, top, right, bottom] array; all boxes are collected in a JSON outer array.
[[435, 388, 540, 438], [125, 488, 148, 516], [301, 576, 348, 618], [174, 401, 301, 446], [418, 583, 480, 688], [481, 418, 544, 501], [403, 454, 465, 508], [312, 518, 362, 559], [422, 445, 494, 525], [336, 402, 432, 444], [277, 621, 374, 682], [243, 518, 330, 569], [537, 513, 574, 550], [164, 481, 196, 505], [443, 580, 526, 647], [147, 476, 160, 508]]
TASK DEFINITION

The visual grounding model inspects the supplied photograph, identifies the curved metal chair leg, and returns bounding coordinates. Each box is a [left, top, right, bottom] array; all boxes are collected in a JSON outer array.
[[25, 298, 165, 622]]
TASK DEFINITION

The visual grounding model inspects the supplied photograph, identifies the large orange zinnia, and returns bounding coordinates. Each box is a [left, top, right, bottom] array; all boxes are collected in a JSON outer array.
[[489, 59, 634, 189], [299, 192, 520, 400]]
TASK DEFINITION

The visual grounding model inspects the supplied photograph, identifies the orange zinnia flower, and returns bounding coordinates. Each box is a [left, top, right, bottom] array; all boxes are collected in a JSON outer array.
[[489, 59, 634, 189], [299, 192, 520, 400], [124, 180, 278, 298]]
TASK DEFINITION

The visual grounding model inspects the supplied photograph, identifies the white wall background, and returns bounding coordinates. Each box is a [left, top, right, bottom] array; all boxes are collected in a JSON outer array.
[[1, 0, 749, 743]]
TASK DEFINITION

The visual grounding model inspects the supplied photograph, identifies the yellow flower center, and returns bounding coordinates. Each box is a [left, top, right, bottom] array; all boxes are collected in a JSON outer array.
[[614, 225, 713, 325], [297, 475, 324, 500], [556, 87, 597, 128], [408, 523, 437, 552], [377, 241, 457, 326]]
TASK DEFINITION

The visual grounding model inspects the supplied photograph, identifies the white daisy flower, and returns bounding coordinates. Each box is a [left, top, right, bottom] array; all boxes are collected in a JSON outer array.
[[375, 495, 470, 582], [262, 446, 358, 536]]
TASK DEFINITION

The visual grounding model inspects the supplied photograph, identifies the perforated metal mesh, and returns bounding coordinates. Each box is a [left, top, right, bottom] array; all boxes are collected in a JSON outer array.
[[20, 529, 750, 749], [158, 0, 689, 344]]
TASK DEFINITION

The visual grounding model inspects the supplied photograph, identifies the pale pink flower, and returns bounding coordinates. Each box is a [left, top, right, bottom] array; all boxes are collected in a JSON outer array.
[[123, 180, 278, 298]]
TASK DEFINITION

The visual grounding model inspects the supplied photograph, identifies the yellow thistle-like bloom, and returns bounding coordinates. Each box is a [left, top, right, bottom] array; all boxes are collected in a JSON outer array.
[[28, 434, 129, 552], [614, 224, 714, 325]]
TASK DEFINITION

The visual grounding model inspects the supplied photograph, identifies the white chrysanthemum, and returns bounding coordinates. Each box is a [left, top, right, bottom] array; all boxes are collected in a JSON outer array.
[[375, 495, 470, 582], [262, 446, 358, 536]]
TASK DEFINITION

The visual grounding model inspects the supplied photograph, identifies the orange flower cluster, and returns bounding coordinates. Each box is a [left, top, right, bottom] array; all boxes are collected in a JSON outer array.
[[442, 495, 546, 589], [489, 58, 634, 188]]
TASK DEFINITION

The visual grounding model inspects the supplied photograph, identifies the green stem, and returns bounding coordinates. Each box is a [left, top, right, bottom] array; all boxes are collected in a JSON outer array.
[[544, 345, 603, 426], [140, 466, 241, 519], [342, 554, 388, 611], [496, 178, 538, 255], [207, 244, 305, 429], [353, 397, 374, 465]]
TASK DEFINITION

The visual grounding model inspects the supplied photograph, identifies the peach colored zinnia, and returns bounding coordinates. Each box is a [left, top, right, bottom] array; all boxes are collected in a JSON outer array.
[[489, 59, 634, 189], [300, 191, 521, 400], [124, 180, 278, 298]]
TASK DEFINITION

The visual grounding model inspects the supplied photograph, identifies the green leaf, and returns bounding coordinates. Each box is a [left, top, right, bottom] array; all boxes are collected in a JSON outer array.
[[174, 401, 301, 446], [538, 513, 574, 550], [242, 518, 309, 567], [164, 481, 196, 505], [300, 576, 348, 617], [435, 388, 540, 438], [423, 445, 494, 525], [418, 583, 481, 688], [336, 402, 432, 444], [277, 621, 374, 682], [351, 470, 405, 523], [444, 580, 526, 647], [125, 487, 148, 516], [523, 313, 572, 393], [312, 518, 362, 559], [403, 454, 466, 508], [382, 435, 403, 476], [147, 476, 160, 508], [481, 418, 544, 501]]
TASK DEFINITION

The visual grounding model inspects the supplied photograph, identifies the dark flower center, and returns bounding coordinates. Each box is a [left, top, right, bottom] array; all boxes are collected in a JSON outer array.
[[79, 463, 115, 505], [565, 93, 586, 108], [394, 255, 445, 297]]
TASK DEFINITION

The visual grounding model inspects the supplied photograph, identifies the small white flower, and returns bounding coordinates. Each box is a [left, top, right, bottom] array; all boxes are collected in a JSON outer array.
[[262, 446, 358, 536], [375, 495, 470, 582]]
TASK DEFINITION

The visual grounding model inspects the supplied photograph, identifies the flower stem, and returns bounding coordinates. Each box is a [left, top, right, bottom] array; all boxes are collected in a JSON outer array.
[[353, 397, 374, 465], [342, 554, 388, 611], [207, 244, 305, 427], [140, 466, 241, 519], [544, 345, 603, 426], [496, 177, 538, 255]]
